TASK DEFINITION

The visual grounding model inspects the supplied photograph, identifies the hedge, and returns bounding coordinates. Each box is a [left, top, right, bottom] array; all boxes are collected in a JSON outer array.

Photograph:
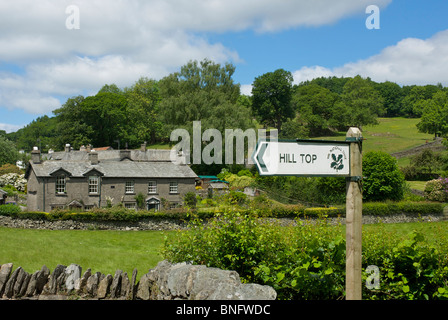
[[0, 201, 445, 222]]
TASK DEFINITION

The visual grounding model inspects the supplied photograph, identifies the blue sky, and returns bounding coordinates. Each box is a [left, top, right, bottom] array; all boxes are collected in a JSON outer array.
[[1, 0, 448, 135]]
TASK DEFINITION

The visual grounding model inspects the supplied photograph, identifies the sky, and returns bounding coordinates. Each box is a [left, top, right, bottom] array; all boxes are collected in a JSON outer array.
[[1, 0, 448, 134]]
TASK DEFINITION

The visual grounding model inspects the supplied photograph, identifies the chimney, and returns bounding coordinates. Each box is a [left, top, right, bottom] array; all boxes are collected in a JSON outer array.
[[80, 145, 86, 152], [140, 141, 147, 152], [89, 151, 99, 165], [31, 146, 41, 164], [65, 144, 71, 152], [120, 149, 131, 161], [86, 145, 92, 153]]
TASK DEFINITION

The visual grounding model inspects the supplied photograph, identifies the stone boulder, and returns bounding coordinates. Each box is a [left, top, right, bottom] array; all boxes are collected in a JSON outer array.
[[65, 264, 82, 293], [144, 260, 276, 300]]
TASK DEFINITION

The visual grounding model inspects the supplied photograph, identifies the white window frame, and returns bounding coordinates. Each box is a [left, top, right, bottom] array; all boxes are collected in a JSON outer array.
[[169, 181, 178, 194], [125, 181, 134, 194], [148, 181, 157, 194], [56, 175, 66, 194], [88, 176, 99, 194], [124, 202, 136, 210]]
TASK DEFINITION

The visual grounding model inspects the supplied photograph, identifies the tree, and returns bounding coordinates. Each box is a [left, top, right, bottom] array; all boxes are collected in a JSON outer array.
[[251, 69, 294, 134], [401, 85, 441, 118], [362, 151, 405, 201], [416, 91, 448, 138], [374, 81, 403, 117], [53, 95, 93, 149], [124, 77, 162, 145], [81, 92, 129, 148], [159, 59, 248, 133], [335, 75, 385, 129], [292, 84, 340, 136], [0, 136, 19, 166], [7, 115, 59, 152], [158, 59, 254, 174]]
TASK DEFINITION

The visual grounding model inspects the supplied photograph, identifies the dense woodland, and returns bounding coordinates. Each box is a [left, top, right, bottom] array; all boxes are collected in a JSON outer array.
[[2, 59, 448, 170]]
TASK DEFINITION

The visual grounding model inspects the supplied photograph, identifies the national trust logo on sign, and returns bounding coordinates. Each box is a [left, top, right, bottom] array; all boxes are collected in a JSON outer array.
[[328, 146, 348, 173]]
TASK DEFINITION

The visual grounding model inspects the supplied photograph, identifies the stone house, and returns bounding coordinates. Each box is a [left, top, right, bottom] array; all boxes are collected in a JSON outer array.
[[25, 144, 198, 212], [0, 188, 7, 205]]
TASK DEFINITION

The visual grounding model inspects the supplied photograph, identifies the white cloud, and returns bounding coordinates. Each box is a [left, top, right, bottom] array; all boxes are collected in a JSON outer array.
[[292, 30, 448, 86], [240, 84, 253, 96], [0, 0, 393, 116], [0, 123, 25, 133]]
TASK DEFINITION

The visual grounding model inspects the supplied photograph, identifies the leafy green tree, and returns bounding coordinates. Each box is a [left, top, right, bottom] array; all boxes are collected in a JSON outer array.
[[417, 91, 448, 138], [0, 136, 19, 166], [299, 76, 350, 94], [79, 92, 129, 149], [159, 59, 249, 134], [251, 69, 294, 134], [53, 95, 93, 149], [334, 75, 385, 129], [401, 85, 441, 118], [362, 151, 405, 201], [292, 84, 340, 136], [124, 77, 162, 145], [7, 115, 59, 152], [374, 81, 403, 117]]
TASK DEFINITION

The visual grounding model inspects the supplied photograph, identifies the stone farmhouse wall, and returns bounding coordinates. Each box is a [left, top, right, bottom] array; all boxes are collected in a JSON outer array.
[[0, 260, 276, 301]]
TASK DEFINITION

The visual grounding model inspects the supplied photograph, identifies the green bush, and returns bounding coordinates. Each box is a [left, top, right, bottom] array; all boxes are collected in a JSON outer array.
[[183, 191, 198, 208], [363, 151, 406, 201], [362, 228, 448, 300], [163, 212, 448, 300], [0, 203, 21, 216]]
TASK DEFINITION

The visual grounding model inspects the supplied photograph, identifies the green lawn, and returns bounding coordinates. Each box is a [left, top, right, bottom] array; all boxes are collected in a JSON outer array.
[[407, 181, 427, 191], [0, 227, 170, 279], [2, 220, 448, 276]]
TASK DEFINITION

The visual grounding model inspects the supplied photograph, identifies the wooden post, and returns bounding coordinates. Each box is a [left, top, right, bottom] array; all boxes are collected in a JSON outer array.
[[345, 127, 363, 300]]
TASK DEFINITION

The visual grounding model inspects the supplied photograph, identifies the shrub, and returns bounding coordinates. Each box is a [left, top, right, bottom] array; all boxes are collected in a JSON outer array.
[[163, 212, 347, 299], [362, 229, 448, 300], [0, 163, 22, 175], [0, 203, 21, 216], [0, 173, 27, 192], [362, 151, 405, 201], [163, 212, 448, 300], [183, 191, 197, 208], [424, 178, 448, 202]]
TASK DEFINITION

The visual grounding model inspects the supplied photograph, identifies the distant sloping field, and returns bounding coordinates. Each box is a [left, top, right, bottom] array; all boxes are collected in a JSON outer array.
[[315, 117, 435, 155]]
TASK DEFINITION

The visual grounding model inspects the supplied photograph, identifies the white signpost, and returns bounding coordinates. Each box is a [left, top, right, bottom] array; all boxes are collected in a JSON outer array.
[[252, 128, 363, 300], [253, 140, 351, 177]]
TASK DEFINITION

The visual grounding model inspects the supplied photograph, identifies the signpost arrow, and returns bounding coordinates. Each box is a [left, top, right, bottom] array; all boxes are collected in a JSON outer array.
[[253, 139, 351, 177]]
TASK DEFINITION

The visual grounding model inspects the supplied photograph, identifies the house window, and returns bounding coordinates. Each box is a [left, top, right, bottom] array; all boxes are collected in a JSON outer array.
[[56, 175, 66, 194], [124, 202, 136, 210], [148, 181, 157, 194], [169, 181, 178, 194], [125, 181, 134, 194], [89, 176, 99, 194]]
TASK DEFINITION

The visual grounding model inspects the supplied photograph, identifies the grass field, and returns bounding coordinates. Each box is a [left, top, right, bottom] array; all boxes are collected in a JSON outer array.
[[315, 117, 435, 155], [2, 220, 447, 276], [0, 227, 169, 279]]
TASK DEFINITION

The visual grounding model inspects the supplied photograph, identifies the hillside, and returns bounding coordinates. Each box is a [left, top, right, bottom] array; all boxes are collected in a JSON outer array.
[[315, 117, 439, 161]]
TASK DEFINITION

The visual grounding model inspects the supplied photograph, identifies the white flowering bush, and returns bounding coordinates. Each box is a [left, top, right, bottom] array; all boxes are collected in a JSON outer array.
[[424, 178, 448, 202], [0, 173, 27, 192]]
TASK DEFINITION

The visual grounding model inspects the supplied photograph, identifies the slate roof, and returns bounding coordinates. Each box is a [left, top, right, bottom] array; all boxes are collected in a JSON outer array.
[[45, 149, 174, 162], [29, 150, 197, 179]]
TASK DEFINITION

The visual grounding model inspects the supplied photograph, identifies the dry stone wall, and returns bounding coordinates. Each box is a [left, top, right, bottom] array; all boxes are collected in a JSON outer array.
[[0, 260, 276, 301]]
